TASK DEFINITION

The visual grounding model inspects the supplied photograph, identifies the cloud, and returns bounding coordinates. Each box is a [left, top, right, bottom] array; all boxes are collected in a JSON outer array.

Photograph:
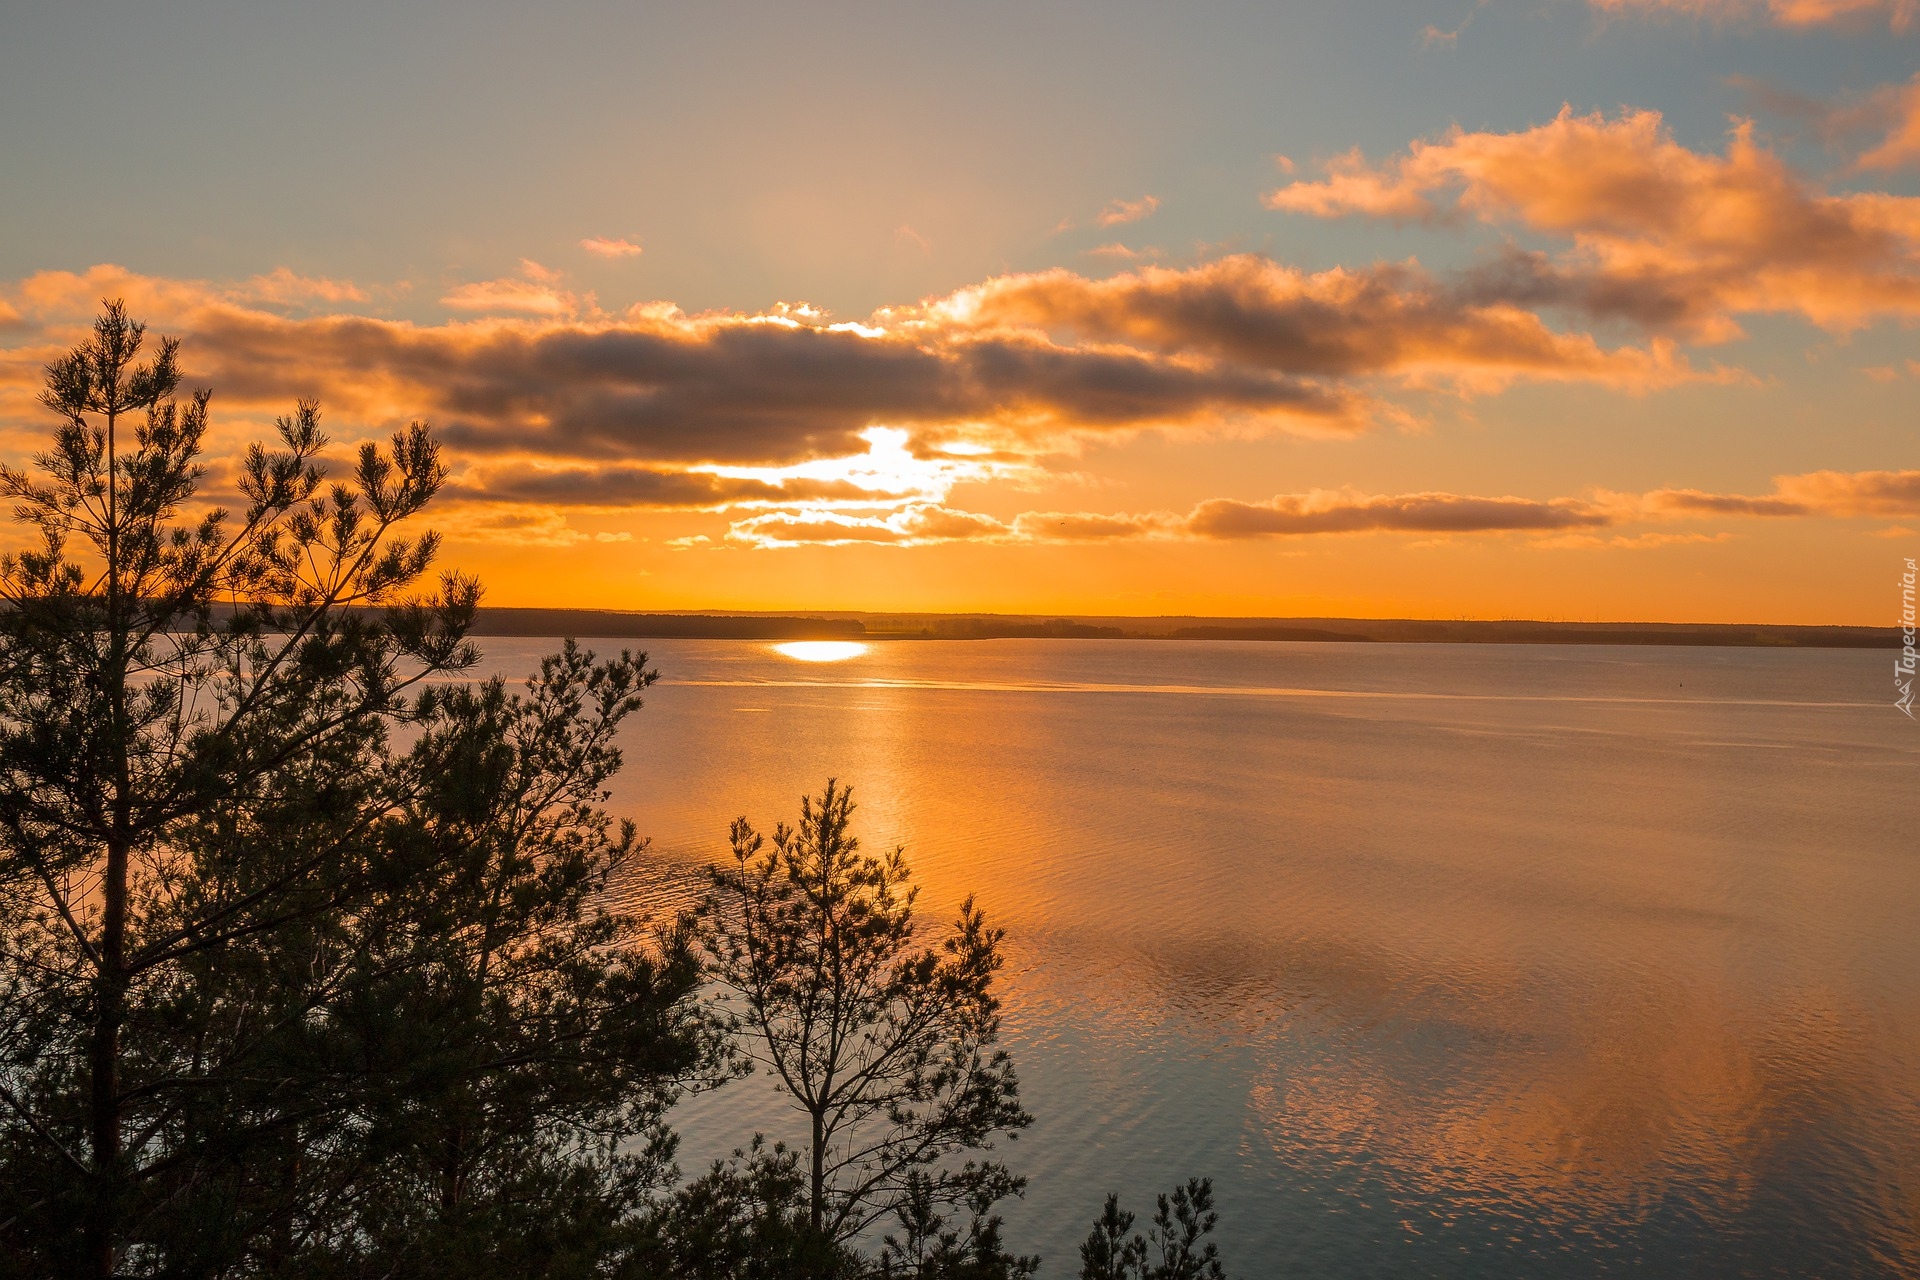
[[1185, 490, 1609, 536], [1535, 530, 1737, 550], [1587, 0, 1917, 29], [717, 468, 1920, 548], [1009, 510, 1181, 540], [1267, 107, 1920, 339], [1858, 75, 1920, 169], [935, 255, 1706, 395], [2, 250, 1721, 488], [437, 506, 604, 548], [727, 503, 1012, 548], [0, 258, 1756, 531], [1640, 488, 1809, 516], [1644, 468, 1920, 516], [180, 303, 1370, 465], [719, 488, 1614, 549], [447, 465, 884, 510], [1731, 72, 1920, 170], [1774, 468, 1920, 514], [580, 236, 644, 259], [713, 488, 1611, 549], [1, 263, 371, 325], [1097, 196, 1161, 227], [441, 260, 580, 315], [1422, 0, 1491, 48], [243, 268, 370, 306]]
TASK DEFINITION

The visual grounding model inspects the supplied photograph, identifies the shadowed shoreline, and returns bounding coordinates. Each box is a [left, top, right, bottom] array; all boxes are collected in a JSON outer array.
[[464, 608, 1900, 649]]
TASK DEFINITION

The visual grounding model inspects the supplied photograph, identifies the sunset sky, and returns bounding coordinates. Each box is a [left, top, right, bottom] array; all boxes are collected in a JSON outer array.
[[2, 0, 1916, 622]]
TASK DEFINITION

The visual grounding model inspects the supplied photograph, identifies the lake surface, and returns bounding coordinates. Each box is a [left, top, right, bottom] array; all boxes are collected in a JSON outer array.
[[475, 637, 1920, 1278]]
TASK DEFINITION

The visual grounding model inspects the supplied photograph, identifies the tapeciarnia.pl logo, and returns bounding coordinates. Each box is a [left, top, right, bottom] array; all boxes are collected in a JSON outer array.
[[1899, 557, 1916, 719]]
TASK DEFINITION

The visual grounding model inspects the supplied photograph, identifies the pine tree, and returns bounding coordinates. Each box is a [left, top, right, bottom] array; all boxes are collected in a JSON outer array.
[[292, 644, 716, 1279], [698, 781, 1031, 1252], [1077, 1180, 1229, 1280], [0, 302, 474, 1277]]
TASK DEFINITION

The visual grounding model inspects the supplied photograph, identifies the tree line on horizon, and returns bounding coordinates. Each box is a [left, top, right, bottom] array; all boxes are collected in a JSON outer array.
[[0, 306, 1235, 1280]]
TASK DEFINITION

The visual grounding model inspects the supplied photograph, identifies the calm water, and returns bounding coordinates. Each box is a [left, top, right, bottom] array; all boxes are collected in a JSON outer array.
[[476, 637, 1920, 1278]]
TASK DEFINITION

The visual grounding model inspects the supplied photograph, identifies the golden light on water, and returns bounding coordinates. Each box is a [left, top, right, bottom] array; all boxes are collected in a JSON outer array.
[[772, 641, 869, 662]]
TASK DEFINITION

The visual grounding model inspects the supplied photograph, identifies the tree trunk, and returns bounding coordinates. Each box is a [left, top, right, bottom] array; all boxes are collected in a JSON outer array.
[[88, 396, 129, 1280], [441, 1122, 464, 1216], [86, 834, 129, 1280], [810, 1108, 826, 1236]]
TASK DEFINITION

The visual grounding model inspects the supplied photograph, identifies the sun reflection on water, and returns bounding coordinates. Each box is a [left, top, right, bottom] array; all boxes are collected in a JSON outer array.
[[771, 641, 869, 662]]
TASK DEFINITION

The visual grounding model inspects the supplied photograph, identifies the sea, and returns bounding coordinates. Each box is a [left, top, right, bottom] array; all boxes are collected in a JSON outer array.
[[472, 637, 1920, 1278]]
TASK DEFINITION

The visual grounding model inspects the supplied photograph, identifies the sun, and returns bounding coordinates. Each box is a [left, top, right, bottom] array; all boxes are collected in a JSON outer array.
[[772, 641, 870, 662]]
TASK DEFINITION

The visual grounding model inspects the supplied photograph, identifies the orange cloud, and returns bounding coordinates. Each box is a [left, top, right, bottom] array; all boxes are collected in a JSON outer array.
[[935, 255, 1705, 395], [1096, 195, 1161, 227], [715, 468, 1920, 548], [1185, 490, 1609, 537], [2, 254, 1720, 486], [726, 503, 1011, 548], [1774, 468, 1920, 514], [1858, 75, 1920, 169], [446, 465, 883, 511], [0, 265, 1370, 472], [1009, 510, 1181, 541], [1588, 0, 1917, 28], [714, 488, 1608, 549], [0, 263, 1838, 546], [580, 237, 644, 258], [1267, 107, 1920, 338], [243, 267, 370, 306], [441, 260, 580, 315], [3, 263, 372, 323], [1645, 468, 1920, 516]]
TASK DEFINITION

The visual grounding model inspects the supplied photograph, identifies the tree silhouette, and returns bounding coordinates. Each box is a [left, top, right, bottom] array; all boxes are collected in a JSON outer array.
[[698, 781, 1030, 1248], [277, 643, 718, 1279], [0, 302, 474, 1277], [1078, 1180, 1228, 1280]]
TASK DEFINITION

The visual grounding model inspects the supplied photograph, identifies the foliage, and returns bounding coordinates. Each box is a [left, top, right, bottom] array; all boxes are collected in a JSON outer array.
[[0, 302, 475, 1277], [875, 1171, 1039, 1280], [1077, 1180, 1228, 1280], [698, 780, 1032, 1248], [624, 1137, 852, 1280], [270, 643, 717, 1279], [0, 306, 1239, 1280]]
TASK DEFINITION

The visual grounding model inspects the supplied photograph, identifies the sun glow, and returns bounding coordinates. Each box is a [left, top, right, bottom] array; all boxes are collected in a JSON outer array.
[[772, 641, 870, 662], [694, 427, 1015, 507]]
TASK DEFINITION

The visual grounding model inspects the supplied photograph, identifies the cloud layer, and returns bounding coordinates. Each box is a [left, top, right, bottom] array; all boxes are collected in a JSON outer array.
[[2, 122, 1910, 565], [721, 470, 1920, 548], [1588, 0, 1917, 29], [1, 247, 1705, 492], [933, 255, 1699, 394], [1267, 107, 1920, 339]]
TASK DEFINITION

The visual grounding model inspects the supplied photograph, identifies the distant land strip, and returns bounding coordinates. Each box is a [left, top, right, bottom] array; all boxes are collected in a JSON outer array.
[[465, 609, 1898, 648]]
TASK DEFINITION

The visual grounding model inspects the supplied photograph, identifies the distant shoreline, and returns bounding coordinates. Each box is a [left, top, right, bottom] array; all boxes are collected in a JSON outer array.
[[465, 608, 1897, 649]]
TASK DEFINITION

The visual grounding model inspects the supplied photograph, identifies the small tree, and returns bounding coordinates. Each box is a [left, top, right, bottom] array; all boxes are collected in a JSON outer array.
[[0, 302, 475, 1277], [288, 642, 719, 1280], [698, 780, 1031, 1251], [876, 1172, 1038, 1280], [625, 1137, 853, 1280], [1077, 1180, 1228, 1280]]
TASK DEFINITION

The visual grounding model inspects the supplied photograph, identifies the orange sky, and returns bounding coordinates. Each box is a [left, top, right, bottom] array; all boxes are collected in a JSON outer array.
[[1, 2, 1915, 623]]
